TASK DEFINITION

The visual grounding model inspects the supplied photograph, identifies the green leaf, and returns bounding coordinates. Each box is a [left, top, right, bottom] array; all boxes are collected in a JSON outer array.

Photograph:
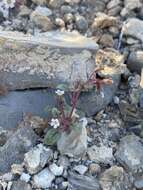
[[56, 84, 68, 91], [51, 107, 60, 117], [44, 128, 60, 146], [44, 105, 51, 113]]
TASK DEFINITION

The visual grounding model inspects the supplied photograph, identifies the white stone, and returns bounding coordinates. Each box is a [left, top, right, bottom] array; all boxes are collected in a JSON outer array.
[[73, 165, 88, 175], [87, 145, 114, 164], [20, 173, 31, 183], [33, 168, 55, 188], [11, 164, 24, 175], [24, 144, 53, 174], [49, 163, 64, 176]]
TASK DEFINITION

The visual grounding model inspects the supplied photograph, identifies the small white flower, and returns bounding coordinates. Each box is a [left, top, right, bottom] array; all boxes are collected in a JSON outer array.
[[50, 118, 60, 129], [55, 89, 64, 96], [79, 117, 88, 128], [3, 0, 16, 9]]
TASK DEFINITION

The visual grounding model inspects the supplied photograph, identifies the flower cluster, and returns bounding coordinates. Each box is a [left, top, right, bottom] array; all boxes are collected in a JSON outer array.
[[50, 118, 60, 129]]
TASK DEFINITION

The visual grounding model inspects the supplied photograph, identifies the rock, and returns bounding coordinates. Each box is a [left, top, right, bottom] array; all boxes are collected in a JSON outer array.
[[124, 18, 143, 43], [124, 0, 142, 11], [20, 173, 31, 183], [107, 0, 121, 10], [73, 165, 88, 175], [0, 30, 98, 90], [87, 145, 114, 165], [115, 135, 143, 173], [58, 156, 70, 169], [34, 6, 52, 17], [99, 166, 131, 190], [48, 0, 64, 8], [75, 15, 88, 31], [91, 13, 117, 30], [0, 125, 38, 173], [68, 172, 101, 190], [89, 163, 101, 175], [61, 5, 73, 14], [127, 51, 143, 74], [78, 49, 125, 116], [33, 168, 55, 188], [134, 178, 143, 189], [0, 127, 12, 146], [18, 5, 32, 17], [49, 163, 64, 176], [11, 164, 24, 175], [30, 11, 53, 31], [31, 0, 47, 5], [24, 144, 53, 174], [0, 90, 55, 130], [11, 180, 32, 190], [99, 34, 114, 47], [1, 172, 13, 181], [55, 18, 65, 27], [0, 31, 124, 119], [57, 124, 87, 158], [86, 0, 105, 12]]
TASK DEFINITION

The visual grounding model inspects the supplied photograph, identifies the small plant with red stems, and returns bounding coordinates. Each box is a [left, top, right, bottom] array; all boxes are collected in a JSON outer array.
[[44, 67, 113, 146]]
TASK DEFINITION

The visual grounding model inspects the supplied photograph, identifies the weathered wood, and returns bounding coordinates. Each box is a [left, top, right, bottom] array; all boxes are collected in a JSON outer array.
[[0, 31, 98, 90]]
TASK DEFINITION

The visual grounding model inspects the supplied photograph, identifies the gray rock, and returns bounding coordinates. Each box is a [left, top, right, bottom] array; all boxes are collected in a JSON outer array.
[[0, 30, 98, 90], [20, 173, 31, 183], [49, 163, 64, 176], [68, 172, 101, 190], [0, 32, 124, 128], [31, 0, 47, 5], [87, 145, 114, 165], [73, 165, 88, 175], [48, 0, 64, 8], [134, 178, 143, 189], [57, 123, 87, 158], [0, 125, 38, 173], [0, 90, 55, 130], [11, 180, 32, 190], [24, 144, 53, 174], [99, 166, 131, 190], [124, 0, 142, 11], [75, 15, 88, 31], [124, 18, 143, 43], [33, 168, 55, 188], [127, 51, 143, 74], [77, 49, 125, 116], [30, 11, 53, 31], [34, 6, 52, 17], [115, 135, 143, 173]]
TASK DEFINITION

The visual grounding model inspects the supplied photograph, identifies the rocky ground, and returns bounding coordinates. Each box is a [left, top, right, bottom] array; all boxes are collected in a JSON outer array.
[[0, 0, 143, 190]]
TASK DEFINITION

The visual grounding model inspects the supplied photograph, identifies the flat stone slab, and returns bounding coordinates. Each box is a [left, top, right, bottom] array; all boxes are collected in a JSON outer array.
[[0, 30, 98, 90], [0, 89, 55, 129]]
